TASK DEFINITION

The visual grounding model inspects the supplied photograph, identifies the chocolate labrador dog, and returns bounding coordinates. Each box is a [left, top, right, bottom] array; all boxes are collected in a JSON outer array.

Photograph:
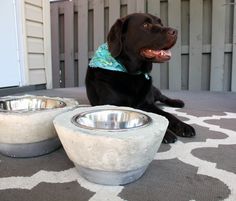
[[85, 13, 195, 143]]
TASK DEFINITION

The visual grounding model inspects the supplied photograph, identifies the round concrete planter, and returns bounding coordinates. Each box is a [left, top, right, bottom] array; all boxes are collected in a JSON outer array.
[[53, 105, 168, 185], [0, 95, 78, 158]]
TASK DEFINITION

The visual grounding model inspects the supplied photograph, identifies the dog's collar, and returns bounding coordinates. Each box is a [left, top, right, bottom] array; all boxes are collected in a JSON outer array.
[[89, 43, 150, 80]]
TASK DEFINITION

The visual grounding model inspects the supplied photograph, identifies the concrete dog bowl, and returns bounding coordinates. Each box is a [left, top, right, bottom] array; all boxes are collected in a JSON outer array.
[[0, 95, 78, 157], [53, 105, 168, 185]]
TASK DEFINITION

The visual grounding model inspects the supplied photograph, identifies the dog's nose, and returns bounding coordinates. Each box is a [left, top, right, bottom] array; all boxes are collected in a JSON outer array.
[[167, 29, 177, 36]]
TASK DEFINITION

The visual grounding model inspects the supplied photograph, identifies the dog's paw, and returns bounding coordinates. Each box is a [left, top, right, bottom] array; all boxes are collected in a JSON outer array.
[[168, 99, 185, 108], [173, 122, 195, 137], [162, 98, 184, 108], [162, 129, 177, 143]]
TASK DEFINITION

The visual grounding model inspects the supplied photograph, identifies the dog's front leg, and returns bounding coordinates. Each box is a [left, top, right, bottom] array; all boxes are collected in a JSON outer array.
[[152, 86, 185, 108], [138, 103, 195, 143]]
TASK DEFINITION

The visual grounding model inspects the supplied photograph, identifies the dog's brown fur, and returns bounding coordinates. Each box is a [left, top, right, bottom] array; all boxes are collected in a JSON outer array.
[[86, 13, 195, 143]]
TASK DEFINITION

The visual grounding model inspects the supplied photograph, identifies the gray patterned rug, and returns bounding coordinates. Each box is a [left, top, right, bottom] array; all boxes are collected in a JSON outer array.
[[0, 89, 236, 201]]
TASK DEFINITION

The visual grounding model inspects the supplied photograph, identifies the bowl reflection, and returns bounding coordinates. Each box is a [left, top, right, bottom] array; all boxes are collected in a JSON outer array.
[[71, 109, 152, 131], [0, 97, 66, 112]]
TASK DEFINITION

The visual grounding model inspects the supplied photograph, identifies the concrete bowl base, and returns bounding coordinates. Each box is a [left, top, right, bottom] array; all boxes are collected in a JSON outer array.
[[75, 163, 148, 186], [0, 95, 78, 158], [54, 105, 169, 186], [0, 137, 61, 158]]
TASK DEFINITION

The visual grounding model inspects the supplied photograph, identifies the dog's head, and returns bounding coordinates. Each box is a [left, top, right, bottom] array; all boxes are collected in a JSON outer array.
[[107, 13, 177, 66]]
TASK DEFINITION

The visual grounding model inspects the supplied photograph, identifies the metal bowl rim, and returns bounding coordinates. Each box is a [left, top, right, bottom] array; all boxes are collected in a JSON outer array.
[[0, 96, 67, 113], [71, 108, 152, 132]]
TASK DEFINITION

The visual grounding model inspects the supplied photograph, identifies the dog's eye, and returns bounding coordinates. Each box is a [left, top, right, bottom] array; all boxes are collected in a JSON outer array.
[[143, 23, 152, 29]]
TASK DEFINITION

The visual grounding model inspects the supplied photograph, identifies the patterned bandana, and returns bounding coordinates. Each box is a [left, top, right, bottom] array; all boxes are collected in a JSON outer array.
[[89, 43, 150, 80]]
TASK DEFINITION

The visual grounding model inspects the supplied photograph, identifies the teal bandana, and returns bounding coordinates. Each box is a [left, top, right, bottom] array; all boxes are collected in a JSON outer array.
[[89, 43, 150, 79]]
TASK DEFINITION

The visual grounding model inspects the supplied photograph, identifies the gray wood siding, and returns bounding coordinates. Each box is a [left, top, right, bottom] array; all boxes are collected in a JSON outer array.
[[50, 0, 236, 92]]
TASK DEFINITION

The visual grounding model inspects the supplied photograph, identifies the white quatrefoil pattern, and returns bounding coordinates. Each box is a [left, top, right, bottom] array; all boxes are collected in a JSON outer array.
[[0, 106, 236, 201]]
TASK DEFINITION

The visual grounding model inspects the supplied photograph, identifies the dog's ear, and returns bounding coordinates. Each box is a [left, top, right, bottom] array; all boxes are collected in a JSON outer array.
[[107, 19, 124, 57]]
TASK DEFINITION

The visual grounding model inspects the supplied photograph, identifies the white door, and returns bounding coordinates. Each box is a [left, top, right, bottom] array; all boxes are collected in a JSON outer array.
[[0, 0, 21, 88]]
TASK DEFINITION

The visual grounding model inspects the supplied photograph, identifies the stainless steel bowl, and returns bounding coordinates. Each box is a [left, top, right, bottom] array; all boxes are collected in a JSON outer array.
[[71, 109, 152, 131], [0, 97, 66, 113]]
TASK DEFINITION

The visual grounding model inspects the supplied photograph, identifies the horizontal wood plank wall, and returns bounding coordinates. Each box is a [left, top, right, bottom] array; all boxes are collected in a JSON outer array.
[[25, 0, 47, 86], [50, 0, 236, 92]]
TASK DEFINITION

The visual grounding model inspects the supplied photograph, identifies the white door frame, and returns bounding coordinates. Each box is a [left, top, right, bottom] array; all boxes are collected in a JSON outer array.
[[0, 0, 22, 88], [14, 0, 27, 87]]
